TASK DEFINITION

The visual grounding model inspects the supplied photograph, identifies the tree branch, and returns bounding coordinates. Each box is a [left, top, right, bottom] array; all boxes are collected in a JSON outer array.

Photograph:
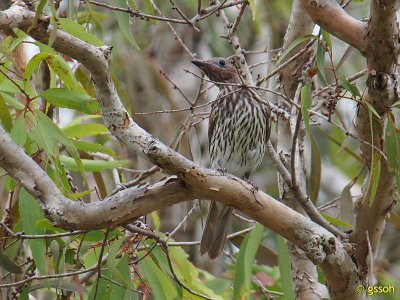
[[300, 0, 367, 53]]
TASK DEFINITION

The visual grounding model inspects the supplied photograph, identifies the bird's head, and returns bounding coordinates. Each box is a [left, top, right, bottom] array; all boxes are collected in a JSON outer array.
[[191, 57, 240, 84]]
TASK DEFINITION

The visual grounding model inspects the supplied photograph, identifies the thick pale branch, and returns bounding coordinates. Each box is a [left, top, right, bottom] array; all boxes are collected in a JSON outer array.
[[300, 0, 367, 52]]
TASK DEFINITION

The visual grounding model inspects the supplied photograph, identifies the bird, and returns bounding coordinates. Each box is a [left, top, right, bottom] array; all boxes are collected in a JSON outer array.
[[191, 57, 271, 259]]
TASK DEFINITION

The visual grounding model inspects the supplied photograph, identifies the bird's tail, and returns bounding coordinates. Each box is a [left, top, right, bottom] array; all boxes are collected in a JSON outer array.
[[200, 202, 233, 259]]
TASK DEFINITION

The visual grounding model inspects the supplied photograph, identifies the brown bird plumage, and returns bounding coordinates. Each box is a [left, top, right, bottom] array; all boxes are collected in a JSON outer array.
[[191, 57, 271, 259]]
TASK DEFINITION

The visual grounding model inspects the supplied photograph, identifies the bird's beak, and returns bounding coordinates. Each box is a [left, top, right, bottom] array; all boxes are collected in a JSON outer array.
[[191, 59, 209, 69]]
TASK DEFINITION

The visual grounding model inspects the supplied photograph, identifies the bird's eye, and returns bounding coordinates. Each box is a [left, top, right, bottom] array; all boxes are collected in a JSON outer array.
[[218, 59, 226, 67]]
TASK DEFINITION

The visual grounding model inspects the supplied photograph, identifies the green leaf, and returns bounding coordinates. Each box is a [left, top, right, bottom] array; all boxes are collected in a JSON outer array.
[[0, 91, 25, 109], [277, 235, 295, 300], [0, 76, 26, 93], [40, 88, 100, 114], [248, 0, 256, 20], [321, 29, 332, 50], [31, 0, 49, 29], [88, 271, 111, 300], [0, 29, 27, 55], [142, 0, 156, 24], [73, 140, 116, 156], [141, 253, 180, 300], [10, 116, 27, 147], [145, 242, 181, 295], [309, 135, 321, 203], [320, 129, 361, 162], [113, 0, 140, 50], [35, 111, 85, 178], [230, 234, 278, 267], [361, 107, 381, 206], [48, 0, 59, 47], [151, 211, 160, 231], [29, 280, 89, 293], [63, 123, 109, 138], [77, 11, 110, 25], [19, 188, 47, 275], [127, 0, 137, 9], [0, 248, 22, 274], [368, 150, 381, 206], [385, 115, 398, 172], [24, 53, 78, 90], [35, 218, 66, 232], [59, 155, 130, 171], [168, 243, 224, 300], [20, 282, 32, 300], [276, 34, 317, 65], [108, 239, 130, 288], [386, 115, 400, 194], [320, 212, 353, 228], [364, 101, 381, 119], [233, 223, 263, 300], [301, 82, 312, 135], [110, 255, 139, 300], [81, 230, 106, 241], [340, 179, 355, 228], [68, 188, 95, 200], [336, 45, 354, 71], [316, 42, 328, 86], [0, 93, 12, 131], [338, 74, 361, 98], [56, 18, 105, 46]]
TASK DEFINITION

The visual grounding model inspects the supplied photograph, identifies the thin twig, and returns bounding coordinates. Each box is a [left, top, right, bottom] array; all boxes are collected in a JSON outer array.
[[93, 228, 110, 300], [101, 274, 143, 294], [242, 47, 282, 55], [227, 1, 248, 38], [0, 67, 31, 100], [161, 243, 212, 299], [167, 203, 200, 239], [0, 222, 87, 239], [159, 70, 194, 106], [134, 225, 256, 250], [168, 0, 199, 31], [312, 68, 367, 98], [0, 265, 101, 288], [233, 212, 256, 223], [266, 142, 346, 239], [256, 39, 316, 86], [191, 0, 245, 22], [111, 166, 159, 195], [151, 0, 196, 58], [85, 0, 190, 24], [132, 87, 242, 115], [290, 83, 303, 189]]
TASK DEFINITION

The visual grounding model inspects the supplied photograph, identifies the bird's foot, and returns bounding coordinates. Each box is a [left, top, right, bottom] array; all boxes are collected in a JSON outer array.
[[216, 167, 227, 175], [244, 178, 259, 193]]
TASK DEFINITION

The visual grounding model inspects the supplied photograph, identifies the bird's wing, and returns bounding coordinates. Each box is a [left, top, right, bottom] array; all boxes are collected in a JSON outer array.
[[208, 91, 223, 142], [250, 89, 272, 142]]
